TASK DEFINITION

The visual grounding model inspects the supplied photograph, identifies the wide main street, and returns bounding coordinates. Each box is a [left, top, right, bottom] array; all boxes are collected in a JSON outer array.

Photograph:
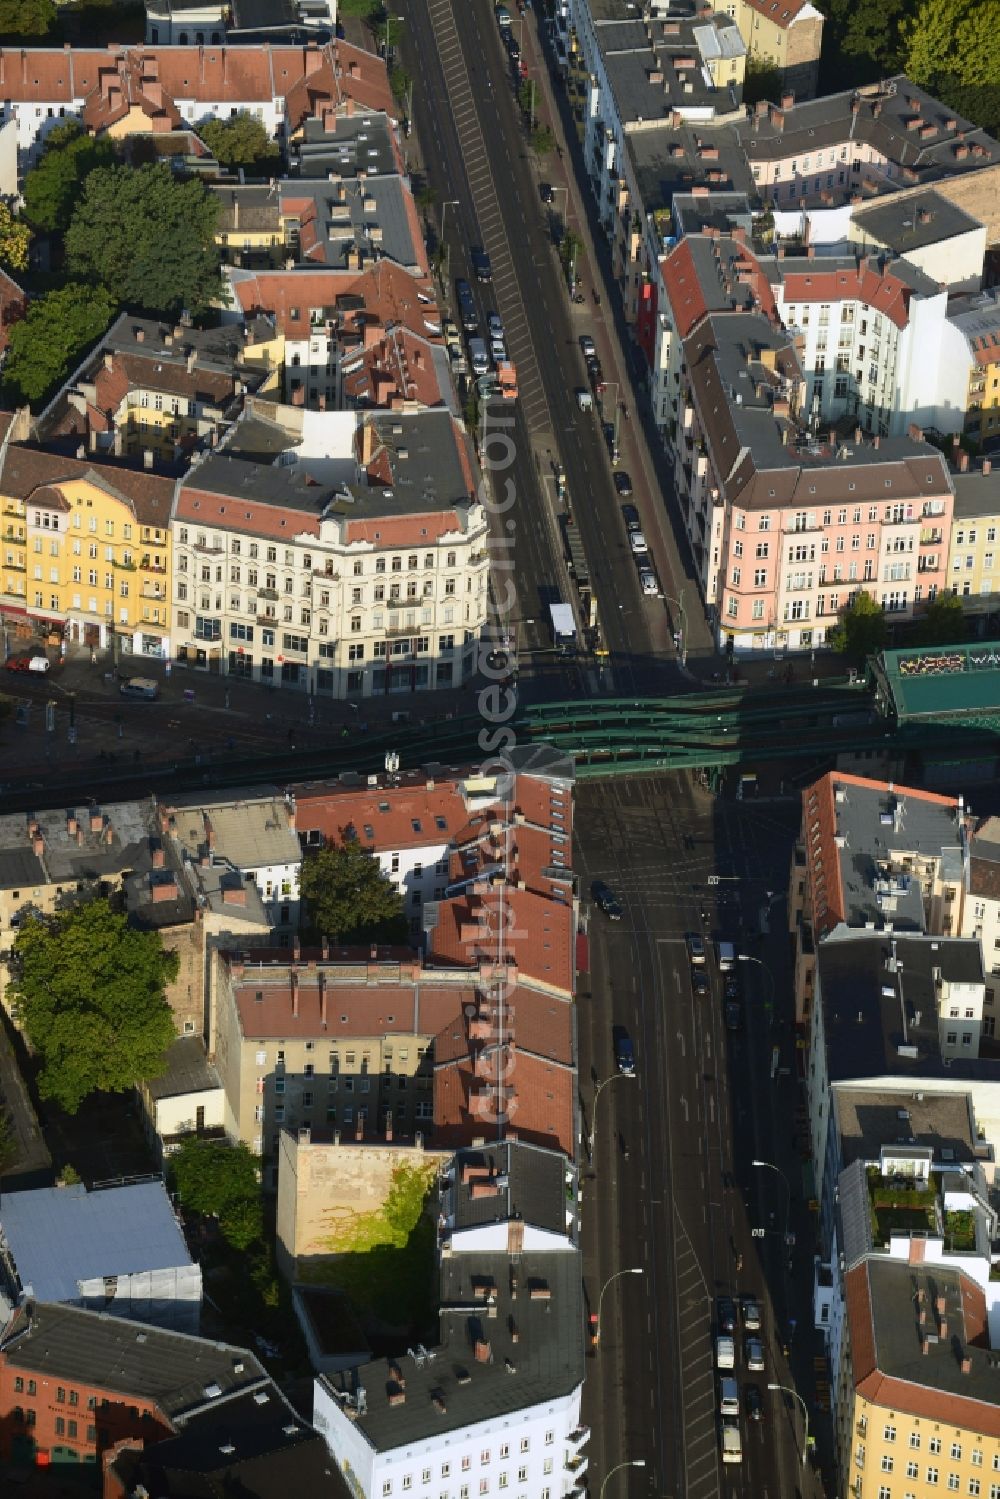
[[398, 0, 826, 1491], [404, 0, 687, 696], [576, 775, 823, 1498]]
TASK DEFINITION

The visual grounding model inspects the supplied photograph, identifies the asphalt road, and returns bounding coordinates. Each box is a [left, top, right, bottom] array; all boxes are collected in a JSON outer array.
[[575, 776, 828, 1499], [404, 0, 682, 696]]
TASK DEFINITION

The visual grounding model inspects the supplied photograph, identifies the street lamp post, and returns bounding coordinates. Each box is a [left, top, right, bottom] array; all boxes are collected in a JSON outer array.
[[594, 1266, 643, 1346], [768, 1383, 809, 1466], [587, 1070, 635, 1159], [738, 952, 775, 1014], [599, 1458, 646, 1499], [662, 591, 687, 666], [752, 1157, 791, 1246]]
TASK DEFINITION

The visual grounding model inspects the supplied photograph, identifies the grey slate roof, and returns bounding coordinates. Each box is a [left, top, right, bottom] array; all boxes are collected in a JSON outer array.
[[0, 1301, 266, 1416], [817, 931, 986, 1086], [292, 112, 397, 181], [449, 1141, 573, 1238], [0, 1181, 193, 1303], [321, 1246, 584, 1451], [853, 191, 984, 258], [145, 1036, 221, 1103]]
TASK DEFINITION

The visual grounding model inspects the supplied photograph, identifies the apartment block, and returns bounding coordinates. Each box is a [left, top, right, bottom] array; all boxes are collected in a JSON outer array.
[[739, 80, 1000, 246], [212, 175, 429, 277], [313, 1142, 588, 1499], [144, 0, 337, 46], [836, 1257, 1000, 1499], [963, 817, 1000, 1028], [171, 402, 488, 696], [34, 313, 260, 469], [225, 261, 446, 414], [0, 42, 392, 175], [807, 930, 994, 1223], [947, 458, 1000, 613], [791, 771, 966, 1026], [568, 0, 745, 241], [0, 443, 174, 657]]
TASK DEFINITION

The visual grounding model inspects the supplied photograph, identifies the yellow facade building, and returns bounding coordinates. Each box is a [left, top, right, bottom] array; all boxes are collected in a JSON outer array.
[[0, 446, 175, 656], [948, 460, 1000, 619], [839, 1258, 1000, 1499]]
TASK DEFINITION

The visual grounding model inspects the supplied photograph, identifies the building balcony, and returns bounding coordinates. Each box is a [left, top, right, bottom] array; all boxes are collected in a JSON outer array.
[[4, 561, 25, 572], [2, 504, 22, 517], [567, 1425, 590, 1450], [564, 1453, 589, 1478], [920, 529, 943, 547], [258, 587, 279, 601], [192, 541, 224, 555], [141, 558, 167, 574], [113, 559, 137, 572], [256, 613, 278, 626]]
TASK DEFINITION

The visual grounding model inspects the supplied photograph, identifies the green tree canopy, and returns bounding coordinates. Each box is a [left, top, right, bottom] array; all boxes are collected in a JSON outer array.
[[903, 0, 1000, 90], [742, 55, 784, 109], [7, 899, 178, 1113], [64, 163, 221, 316], [2, 282, 116, 406], [168, 1137, 263, 1250], [22, 124, 116, 233], [0, 0, 56, 40], [300, 837, 408, 946], [917, 589, 967, 645], [828, 588, 887, 664], [197, 113, 280, 173], [0, 202, 30, 272]]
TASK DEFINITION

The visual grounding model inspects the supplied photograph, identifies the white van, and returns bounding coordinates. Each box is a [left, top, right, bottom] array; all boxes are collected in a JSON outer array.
[[468, 336, 490, 377], [120, 676, 159, 700], [717, 940, 736, 972], [719, 1377, 739, 1417], [715, 1335, 735, 1370]]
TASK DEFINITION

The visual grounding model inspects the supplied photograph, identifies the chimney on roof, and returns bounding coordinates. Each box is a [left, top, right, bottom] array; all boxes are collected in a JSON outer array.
[[854, 426, 862, 444], [151, 841, 165, 868], [222, 882, 247, 906], [66, 814, 77, 837], [31, 831, 43, 856], [961, 1355, 972, 1374], [781, 92, 794, 109], [907, 422, 922, 442], [873, 434, 880, 449], [984, 458, 992, 476], [90, 808, 103, 833], [135, 327, 145, 343], [770, 108, 784, 134], [959, 450, 970, 473], [355, 1111, 363, 1141], [204, 815, 215, 849]]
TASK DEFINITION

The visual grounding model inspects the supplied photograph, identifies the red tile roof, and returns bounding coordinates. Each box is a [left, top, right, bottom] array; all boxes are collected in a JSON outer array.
[[174, 484, 321, 539], [740, 0, 810, 26], [342, 327, 446, 409], [428, 885, 575, 997], [231, 261, 438, 339], [780, 261, 913, 331], [433, 1047, 575, 1156]]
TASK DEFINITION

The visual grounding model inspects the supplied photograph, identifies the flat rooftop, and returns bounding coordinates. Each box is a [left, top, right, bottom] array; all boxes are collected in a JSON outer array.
[[292, 112, 397, 181], [0, 1181, 193, 1303], [817, 932, 986, 1086], [873, 640, 1000, 723], [835, 1086, 977, 1170], [853, 191, 984, 257]]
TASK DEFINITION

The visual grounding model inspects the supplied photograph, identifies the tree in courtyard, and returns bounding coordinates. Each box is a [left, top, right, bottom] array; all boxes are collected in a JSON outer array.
[[2, 282, 116, 406], [7, 898, 178, 1113], [0, 0, 56, 40], [916, 589, 966, 645], [168, 1137, 263, 1250], [300, 836, 408, 946], [530, 125, 556, 157], [742, 56, 783, 109], [0, 203, 30, 272], [197, 113, 280, 174], [827, 588, 887, 664], [823, 0, 909, 83], [65, 163, 221, 317], [902, 0, 1000, 90], [22, 123, 116, 234]]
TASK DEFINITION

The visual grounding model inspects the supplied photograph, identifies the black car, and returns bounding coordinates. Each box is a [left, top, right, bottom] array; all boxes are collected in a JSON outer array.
[[621, 503, 640, 532], [746, 1385, 763, 1422], [603, 422, 619, 459], [717, 1295, 736, 1335], [692, 970, 710, 998], [539, 181, 555, 205], [724, 974, 741, 1001], [613, 471, 633, 497], [471, 245, 492, 283], [507, 36, 521, 62], [725, 1001, 742, 1032], [455, 277, 478, 333], [592, 879, 623, 920]]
